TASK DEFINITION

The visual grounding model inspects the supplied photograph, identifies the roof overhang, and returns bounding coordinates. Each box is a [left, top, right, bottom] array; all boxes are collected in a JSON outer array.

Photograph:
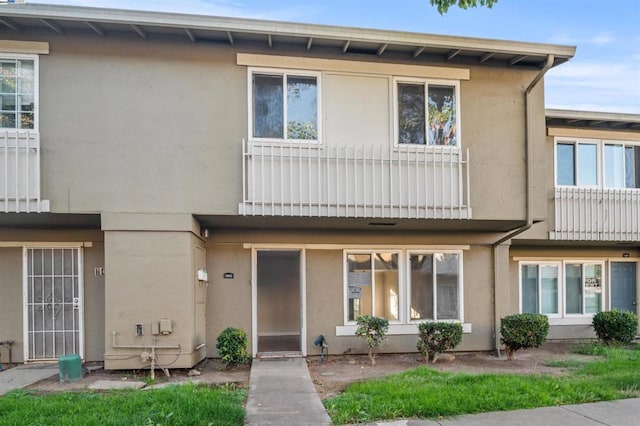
[[0, 3, 575, 69], [546, 109, 640, 131]]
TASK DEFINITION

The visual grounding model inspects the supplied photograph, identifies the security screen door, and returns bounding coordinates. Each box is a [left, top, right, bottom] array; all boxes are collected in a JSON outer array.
[[24, 248, 83, 361], [256, 250, 301, 353]]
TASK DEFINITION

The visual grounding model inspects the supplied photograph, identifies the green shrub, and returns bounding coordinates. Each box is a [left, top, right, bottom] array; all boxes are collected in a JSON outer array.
[[355, 315, 389, 366], [500, 313, 549, 360], [417, 322, 463, 364], [592, 310, 638, 345], [216, 327, 250, 368]]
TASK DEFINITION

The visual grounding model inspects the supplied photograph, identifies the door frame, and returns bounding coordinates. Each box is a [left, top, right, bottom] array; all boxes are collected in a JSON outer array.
[[608, 258, 638, 313], [22, 245, 85, 362], [251, 247, 306, 357]]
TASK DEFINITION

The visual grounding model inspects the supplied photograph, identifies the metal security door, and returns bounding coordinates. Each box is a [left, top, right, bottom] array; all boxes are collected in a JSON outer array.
[[23, 247, 84, 361], [611, 262, 637, 314]]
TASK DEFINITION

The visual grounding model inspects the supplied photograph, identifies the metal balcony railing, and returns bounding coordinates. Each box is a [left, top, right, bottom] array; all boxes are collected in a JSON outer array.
[[239, 140, 471, 219]]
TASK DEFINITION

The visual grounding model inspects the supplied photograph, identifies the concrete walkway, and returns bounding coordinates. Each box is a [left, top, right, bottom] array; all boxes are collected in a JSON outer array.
[[360, 397, 640, 426], [0, 364, 58, 396], [245, 357, 332, 425]]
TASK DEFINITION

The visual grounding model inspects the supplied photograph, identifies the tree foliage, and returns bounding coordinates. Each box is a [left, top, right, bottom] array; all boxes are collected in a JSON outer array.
[[355, 315, 389, 366], [430, 0, 498, 14]]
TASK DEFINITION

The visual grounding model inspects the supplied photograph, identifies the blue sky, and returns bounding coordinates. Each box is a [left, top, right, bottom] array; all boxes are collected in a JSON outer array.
[[34, 0, 640, 113]]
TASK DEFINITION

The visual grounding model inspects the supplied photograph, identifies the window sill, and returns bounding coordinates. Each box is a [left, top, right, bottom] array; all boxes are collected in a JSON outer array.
[[336, 323, 472, 336], [548, 317, 594, 326]]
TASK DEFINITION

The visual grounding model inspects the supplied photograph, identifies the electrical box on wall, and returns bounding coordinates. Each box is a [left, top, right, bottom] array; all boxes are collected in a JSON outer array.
[[159, 318, 172, 335], [151, 321, 160, 335]]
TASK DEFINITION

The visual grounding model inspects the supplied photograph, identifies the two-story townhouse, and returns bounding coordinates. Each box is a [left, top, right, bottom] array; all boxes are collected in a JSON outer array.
[[0, 4, 577, 369], [509, 110, 640, 339]]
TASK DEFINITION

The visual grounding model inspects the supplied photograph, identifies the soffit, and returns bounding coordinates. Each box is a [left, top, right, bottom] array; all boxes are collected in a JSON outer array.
[[546, 109, 640, 132], [0, 4, 575, 69]]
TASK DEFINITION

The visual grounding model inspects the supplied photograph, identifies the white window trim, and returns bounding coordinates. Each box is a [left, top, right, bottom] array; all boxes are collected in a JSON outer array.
[[247, 67, 322, 144], [0, 52, 39, 132], [392, 76, 461, 150], [342, 248, 464, 330], [406, 250, 464, 323], [519, 259, 606, 324], [602, 139, 640, 190], [554, 137, 640, 190]]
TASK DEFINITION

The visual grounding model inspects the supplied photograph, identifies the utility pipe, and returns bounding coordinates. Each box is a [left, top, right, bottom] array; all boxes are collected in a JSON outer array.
[[111, 331, 181, 350], [491, 55, 555, 357]]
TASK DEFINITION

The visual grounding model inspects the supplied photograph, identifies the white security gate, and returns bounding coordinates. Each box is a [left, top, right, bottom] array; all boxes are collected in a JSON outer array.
[[23, 247, 84, 361]]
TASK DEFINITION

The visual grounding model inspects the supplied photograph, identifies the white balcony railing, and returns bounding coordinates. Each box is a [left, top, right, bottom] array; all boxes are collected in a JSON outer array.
[[0, 130, 49, 213], [239, 141, 471, 219], [551, 187, 640, 241]]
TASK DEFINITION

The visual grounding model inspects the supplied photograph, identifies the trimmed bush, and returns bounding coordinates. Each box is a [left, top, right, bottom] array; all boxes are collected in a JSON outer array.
[[592, 309, 638, 345], [500, 313, 549, 360], [355, 315, 389, 366], [417, 322, 463, 364], [216, 327, 250, 368]]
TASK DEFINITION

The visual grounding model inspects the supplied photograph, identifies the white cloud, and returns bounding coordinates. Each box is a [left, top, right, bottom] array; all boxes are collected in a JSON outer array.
[[588, 32, 615, 46]]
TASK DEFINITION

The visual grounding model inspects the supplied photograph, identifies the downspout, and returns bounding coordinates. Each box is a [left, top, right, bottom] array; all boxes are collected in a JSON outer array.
[[491, 55, 555, 356]]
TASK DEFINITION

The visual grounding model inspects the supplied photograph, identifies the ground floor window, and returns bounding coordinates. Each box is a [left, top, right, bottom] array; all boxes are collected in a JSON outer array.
[[520, 260, 604, 318], [345, 249, 462, 324]]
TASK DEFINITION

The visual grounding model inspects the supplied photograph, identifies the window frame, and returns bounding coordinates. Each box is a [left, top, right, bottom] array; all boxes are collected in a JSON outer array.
[[554, 138, 600, 188], [407, 250, 464, 323], [247, 67, 322, 144], [342, 248, 464, 326], [392, 77, 461, 149], [518, 260, 606, 321], [0, 53, 39, 131], [602, 140, 640, 189]]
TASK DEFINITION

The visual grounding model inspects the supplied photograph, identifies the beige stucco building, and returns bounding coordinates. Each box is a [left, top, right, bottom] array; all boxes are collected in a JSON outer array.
[[0, 4, 637, 370]]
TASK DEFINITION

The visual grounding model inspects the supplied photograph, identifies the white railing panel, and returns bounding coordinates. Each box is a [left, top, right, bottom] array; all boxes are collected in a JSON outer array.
[[552, 187, 640, 242], [0, 130, 45, 213], [241, 141, 471, 219]]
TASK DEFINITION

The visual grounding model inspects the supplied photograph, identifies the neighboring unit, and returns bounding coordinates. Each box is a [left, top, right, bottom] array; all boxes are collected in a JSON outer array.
[[0, 4, 636, 370]]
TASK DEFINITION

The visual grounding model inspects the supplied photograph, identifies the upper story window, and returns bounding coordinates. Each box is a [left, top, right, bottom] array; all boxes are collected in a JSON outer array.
[[250, 68, 320, 142], [0, 56, 36, 130], [395, 78, 459, 147], [555, 138, 640, 189]]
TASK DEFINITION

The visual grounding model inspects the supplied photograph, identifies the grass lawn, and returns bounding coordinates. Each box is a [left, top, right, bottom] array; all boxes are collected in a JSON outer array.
[[0, 383, 245, 426], [324, 344, 640, 424]]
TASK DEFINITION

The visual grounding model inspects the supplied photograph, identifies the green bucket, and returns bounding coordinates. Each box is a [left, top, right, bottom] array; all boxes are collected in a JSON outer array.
[[58, 354, 83, 383]]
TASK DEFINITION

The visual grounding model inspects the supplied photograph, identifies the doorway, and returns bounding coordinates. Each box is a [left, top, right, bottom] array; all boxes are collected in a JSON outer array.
[[611, 262, 637, 313], [255, 250, 304, 355]]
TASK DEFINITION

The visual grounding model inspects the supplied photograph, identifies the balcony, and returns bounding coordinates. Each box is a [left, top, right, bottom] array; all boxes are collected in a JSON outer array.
[[550, 187, 640, 241], [239, 141, 471, 219], [0, 130, 49, 213]]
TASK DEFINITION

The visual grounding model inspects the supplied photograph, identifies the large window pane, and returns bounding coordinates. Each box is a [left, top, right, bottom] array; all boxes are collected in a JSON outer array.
[[584, 264, 602, 314], [253, 74, 283, 139], [428, 85, 456, 146], [565, 264, 583, 314], [286, 76, 317, 140], [374, 253, 399, 321], [625, 146, 640, 189], [347, 254, 371, 321], [436, 253, 459, 319], [410, 254, 434, 320], [398, 83, 425, 145], [557, 143, 575, 186], [0, 59, 34, 129], [540, 266, 558, 314], [577, 144, 597, 186], [605, 144, 625, 188], [521, 265, 539, 314]]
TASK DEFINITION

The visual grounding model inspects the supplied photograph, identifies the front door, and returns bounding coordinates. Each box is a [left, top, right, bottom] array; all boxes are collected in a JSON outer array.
[[256, 250, 302, 354], [23, 247, 84, 361], [611, 262, 637, 313]]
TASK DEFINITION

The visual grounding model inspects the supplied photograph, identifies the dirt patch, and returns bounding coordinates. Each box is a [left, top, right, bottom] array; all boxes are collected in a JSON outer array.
[[308, 341, 595, 399], [25, 358, 250, 393]]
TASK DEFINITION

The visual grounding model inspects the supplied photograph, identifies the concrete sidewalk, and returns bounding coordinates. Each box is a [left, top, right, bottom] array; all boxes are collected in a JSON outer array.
[[360, 397, 640, 426], [245, 357, 332, 425], [0, 364, 58, 396]]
